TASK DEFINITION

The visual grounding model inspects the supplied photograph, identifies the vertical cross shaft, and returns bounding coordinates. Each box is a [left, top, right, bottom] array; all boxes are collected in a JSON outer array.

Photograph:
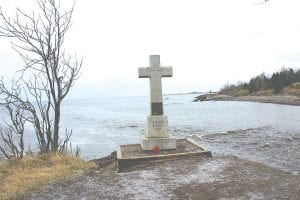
[[139, 55, 172, 115]]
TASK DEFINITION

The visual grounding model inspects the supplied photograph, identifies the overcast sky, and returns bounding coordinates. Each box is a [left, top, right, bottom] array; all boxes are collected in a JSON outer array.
[[0, 0, 300, 98]]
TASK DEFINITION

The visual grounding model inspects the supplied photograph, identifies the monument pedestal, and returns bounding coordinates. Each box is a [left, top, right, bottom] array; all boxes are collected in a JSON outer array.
[[141, 115, 177, 150]]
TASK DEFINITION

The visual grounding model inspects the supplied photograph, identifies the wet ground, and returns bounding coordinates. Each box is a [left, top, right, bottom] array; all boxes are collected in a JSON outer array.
[[199, 127, 300, 175], [20, 126, 300, 200]]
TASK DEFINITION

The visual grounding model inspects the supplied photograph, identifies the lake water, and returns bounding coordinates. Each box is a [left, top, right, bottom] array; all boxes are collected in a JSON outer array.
[[1, 94, 300, 173]]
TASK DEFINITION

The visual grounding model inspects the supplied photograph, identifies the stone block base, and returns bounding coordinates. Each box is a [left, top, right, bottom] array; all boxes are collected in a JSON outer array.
[[141, 135, 177, 150], [146, 115, 169, 138]]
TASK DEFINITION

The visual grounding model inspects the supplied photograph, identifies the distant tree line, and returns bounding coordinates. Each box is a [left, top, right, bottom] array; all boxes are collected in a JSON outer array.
[[221, 68, 300, 94]]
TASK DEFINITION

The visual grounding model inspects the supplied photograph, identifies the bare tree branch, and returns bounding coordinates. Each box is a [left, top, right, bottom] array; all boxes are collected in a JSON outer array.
[[0, 103, 25, 159], [0, 0, 81, 153]]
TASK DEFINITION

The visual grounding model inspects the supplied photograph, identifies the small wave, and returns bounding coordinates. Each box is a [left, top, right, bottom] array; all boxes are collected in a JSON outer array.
[[117, 124, 140, 129], [165, 103, 185, 105], [292, 135, 300, 141], [201, 126, 273, 138]]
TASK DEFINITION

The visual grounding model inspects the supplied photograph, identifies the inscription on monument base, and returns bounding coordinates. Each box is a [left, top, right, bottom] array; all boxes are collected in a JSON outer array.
[[146, 115, 169, 138], [152, 120, 164, 132]]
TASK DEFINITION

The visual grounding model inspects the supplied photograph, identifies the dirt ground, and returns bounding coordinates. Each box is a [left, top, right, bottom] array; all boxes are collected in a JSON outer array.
[[19, 154, 299, 200]]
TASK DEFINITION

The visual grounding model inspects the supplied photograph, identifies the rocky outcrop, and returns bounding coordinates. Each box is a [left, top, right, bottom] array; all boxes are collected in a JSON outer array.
[[193, 93, 300, 106], [193, 93, 230, 102]]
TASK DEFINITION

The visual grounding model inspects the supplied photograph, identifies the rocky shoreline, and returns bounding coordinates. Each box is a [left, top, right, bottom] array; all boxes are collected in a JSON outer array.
[[193, 93, 300, 106]]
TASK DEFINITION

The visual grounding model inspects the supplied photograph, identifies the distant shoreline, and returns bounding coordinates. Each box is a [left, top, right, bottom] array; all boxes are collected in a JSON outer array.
[[193, 93, 300, 106]]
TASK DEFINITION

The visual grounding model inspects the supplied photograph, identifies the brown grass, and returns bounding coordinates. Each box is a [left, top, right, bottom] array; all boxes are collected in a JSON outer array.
[[292, 82, 300, 89], [254, 89, 274, 96], [282, 86, 300, 96], [0, 154, 97, 200]]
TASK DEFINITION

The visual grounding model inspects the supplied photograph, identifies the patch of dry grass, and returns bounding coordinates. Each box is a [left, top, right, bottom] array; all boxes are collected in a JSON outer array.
[[254, 89, 274, 96], [282, 86, 300, 96], [292, 82, 300, 89], [0, 154, 97, 200]]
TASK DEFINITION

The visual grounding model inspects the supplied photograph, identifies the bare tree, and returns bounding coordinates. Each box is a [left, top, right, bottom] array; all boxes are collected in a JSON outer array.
[[0, 0, 82, 152], [0, 103, 25, 159]]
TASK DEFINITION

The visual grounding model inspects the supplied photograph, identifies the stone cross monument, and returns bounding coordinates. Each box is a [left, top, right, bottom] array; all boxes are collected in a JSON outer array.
[[139, 55, 177, 150]]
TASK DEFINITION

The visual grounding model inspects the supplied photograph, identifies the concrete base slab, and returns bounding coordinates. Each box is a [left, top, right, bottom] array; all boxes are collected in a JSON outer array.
[[117, 136, 212, 173], [141, 134, 177, 150]]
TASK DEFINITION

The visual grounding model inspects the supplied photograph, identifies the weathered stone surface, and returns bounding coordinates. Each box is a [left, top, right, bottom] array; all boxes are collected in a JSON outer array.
[[141, 134, 177, 151], [117, 138, 212, 172], [145, 115, 169, 138], [151, 102, 163, 115], [138, 55, 172, 116], [138, 55, 176, 151], [150, 54, 160, 67]]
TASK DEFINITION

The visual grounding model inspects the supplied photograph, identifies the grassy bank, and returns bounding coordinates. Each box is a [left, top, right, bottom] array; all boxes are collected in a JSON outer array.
[[0, 154, 97, 200], [220, 85, 300, 97], [194, 87, 300, 105]]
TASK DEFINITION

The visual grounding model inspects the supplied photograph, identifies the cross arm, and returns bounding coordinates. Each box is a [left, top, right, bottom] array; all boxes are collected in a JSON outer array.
[[138, 67, 150, 78], [161, 67, 173, 77]]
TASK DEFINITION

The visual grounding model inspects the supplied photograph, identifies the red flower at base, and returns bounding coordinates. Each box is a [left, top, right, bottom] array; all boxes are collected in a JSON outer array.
[[152, 145, 160, 154]]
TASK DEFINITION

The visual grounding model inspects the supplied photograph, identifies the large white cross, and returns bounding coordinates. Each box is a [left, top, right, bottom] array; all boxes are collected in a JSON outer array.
[[139, 55, 172, 115]]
